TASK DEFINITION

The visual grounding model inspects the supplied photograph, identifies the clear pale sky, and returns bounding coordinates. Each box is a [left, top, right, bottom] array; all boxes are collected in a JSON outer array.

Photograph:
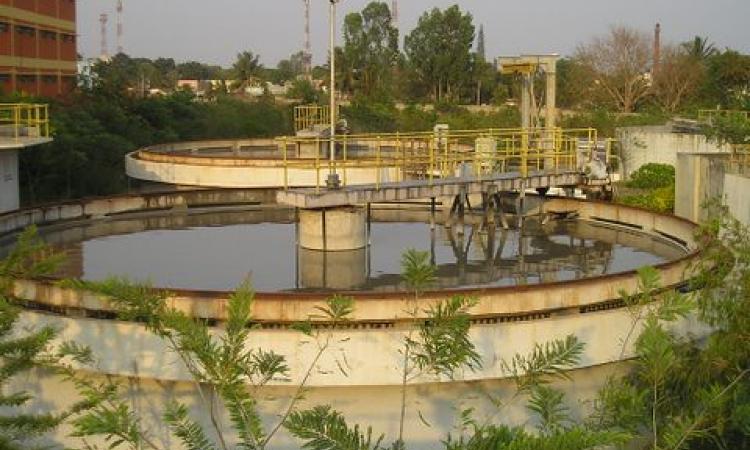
[[78, 0, 750, 67]]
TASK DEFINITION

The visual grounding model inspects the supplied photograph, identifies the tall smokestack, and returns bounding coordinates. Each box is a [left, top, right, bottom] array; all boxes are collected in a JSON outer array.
[[99, 13, 109, 60], [116, 0, 123, 54], [303, 0, 312, 78], [653, 23, 661, 75]]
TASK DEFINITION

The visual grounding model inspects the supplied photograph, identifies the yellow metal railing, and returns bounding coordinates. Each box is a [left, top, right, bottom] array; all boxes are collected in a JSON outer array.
[[698, 109, 750, 124], [0, 103, 50, 140], [294, 105, 340, 133], [276, 127, 606, 191]]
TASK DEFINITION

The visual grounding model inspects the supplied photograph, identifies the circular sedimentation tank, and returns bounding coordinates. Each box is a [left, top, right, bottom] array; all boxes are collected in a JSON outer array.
[[4, 133, 704, 448]]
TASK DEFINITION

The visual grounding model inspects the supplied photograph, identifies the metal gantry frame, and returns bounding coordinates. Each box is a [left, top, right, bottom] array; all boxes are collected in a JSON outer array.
[[276, 127, 606, 191]]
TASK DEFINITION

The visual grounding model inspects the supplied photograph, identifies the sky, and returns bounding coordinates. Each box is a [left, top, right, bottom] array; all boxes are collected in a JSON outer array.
[[78, 0, 750, 67]]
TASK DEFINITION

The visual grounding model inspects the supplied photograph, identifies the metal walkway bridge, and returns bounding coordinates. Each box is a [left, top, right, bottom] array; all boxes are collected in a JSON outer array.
[[275, 127, 613, 208]]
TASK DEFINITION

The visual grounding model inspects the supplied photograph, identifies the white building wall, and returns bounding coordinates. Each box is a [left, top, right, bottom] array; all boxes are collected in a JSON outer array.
[[0, 150, 19, 213], [617, 126, 728, 179]]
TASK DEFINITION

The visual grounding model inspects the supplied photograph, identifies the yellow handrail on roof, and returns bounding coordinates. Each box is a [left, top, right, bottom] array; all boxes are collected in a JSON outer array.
[[0, 103, 50, 140]]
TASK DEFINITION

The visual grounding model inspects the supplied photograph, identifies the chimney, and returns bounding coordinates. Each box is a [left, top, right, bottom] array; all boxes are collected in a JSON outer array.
[[653, 23, 661, 75]]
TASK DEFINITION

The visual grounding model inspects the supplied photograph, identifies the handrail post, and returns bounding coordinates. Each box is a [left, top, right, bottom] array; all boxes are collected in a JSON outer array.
[[282, 138, 288, 190], [376, 136, 382, 190], [342, 135, 348, 187], [521, 129, 529, 178], [429, 139, 434, 186], [315, 137, 320, 193]]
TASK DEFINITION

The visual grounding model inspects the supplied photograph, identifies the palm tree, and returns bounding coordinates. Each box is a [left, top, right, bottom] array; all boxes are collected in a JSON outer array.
[[681, 36, 718, 60], [232, 50, 263, 91]]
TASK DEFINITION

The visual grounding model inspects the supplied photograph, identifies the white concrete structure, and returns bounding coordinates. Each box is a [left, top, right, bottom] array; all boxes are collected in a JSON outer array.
[[1, 190, 703, 449], [0, 134, 52, 213], [724, 173, 750, 226], [675, 153, 750, 226], [617, 126, 729, 179], [126, 151, 401, 189], [0, 150, 19, 212], [298, 207, 367, 251]]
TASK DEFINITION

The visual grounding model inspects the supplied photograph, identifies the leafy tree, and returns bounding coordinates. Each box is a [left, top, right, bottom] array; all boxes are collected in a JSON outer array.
[[275, 51, 308, 83], [703, 112, 750, 145], [176, 61, 224, 81], [232, 50, 264, 90], [404, 6, 476, 103], [653, 45, 706, 112], [342, 1, 399, 99], [288, 78, 321, 104], [703, 50, 750, 108], [680, 36, 718, 61]]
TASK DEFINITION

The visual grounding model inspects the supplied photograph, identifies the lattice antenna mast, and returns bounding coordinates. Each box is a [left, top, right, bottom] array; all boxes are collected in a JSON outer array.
[[99, 13, 109, 60], [303, 0, 312, 78], [116, 0, 123, 54], [391, 0, 398, 29]]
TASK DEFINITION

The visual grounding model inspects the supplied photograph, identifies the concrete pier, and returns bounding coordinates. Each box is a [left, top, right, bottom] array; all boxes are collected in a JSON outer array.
[[298, 206, 367, 251], [298, 247, 368, 289]]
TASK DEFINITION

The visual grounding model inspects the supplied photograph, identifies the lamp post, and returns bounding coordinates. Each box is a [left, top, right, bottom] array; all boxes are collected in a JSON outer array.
[[327, 0, 341, 189]]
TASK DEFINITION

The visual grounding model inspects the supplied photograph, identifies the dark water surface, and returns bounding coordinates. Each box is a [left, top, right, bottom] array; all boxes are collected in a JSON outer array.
[[37, 208, 686, 292]]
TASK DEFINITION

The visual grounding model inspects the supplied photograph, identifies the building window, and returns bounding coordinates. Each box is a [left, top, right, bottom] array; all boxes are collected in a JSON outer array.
[[41, 30, 57, 40], [42, 75, 57, 84], [0, 23, 9, 33], [18, 75, 36, 83], [61, 34, 75, 43], [15, 25, 36, 36], [0, 74, 10, 83]]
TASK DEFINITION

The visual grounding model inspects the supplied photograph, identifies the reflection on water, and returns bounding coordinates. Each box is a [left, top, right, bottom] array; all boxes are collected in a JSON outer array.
[[28, 208, 685, 292]]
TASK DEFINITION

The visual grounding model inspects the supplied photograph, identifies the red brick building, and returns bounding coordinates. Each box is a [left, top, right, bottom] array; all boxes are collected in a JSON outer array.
[[0, 0, 77, 97]]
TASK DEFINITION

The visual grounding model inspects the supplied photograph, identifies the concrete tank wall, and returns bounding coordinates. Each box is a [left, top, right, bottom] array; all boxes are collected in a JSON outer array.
[[16, 305, 706, 388], [126, 152, 401, 189], [0, 150, 19, 213], [725, 173, 750, 226], [12, 363, 631, 450], [675, 153, 730, 223], [675, 153, 750, 226], [617, 126, 728, 179]]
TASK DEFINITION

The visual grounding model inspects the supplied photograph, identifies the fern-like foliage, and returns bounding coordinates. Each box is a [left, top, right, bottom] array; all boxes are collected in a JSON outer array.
[[0, 226, 82, 447], [526, 386, 570, 435], [285, 405, 385, 450], [410, 295, 482, 377], [400, 249, 436, 295], [164, 401, 218, 450], [71, 402, 143, 449], [0, 225, 65, 291], [445, 424, 628, 450], [502, 335, 585, 392], [61, 276, 170, 334]]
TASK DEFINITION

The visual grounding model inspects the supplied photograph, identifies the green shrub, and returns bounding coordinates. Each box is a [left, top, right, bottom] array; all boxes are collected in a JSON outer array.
[[619, 185, 675, 213], [626, 163, 675, 189]]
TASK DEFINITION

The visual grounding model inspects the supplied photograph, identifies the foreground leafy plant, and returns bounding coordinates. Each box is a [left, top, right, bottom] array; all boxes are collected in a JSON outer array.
[[67, 276, 354, 450], [0, 226, 101, 449]]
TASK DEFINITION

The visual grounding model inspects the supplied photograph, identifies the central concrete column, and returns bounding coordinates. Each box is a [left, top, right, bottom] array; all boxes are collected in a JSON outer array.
[[299, 206, 367, 251], [297, 247, 367, 290]]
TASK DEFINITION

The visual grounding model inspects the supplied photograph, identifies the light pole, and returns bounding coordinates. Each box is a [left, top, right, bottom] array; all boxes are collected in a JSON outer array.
[[327, 0, 341, 189]]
